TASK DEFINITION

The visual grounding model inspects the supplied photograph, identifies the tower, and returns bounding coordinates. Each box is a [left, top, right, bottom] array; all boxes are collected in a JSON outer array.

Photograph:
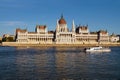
[[56, 19, 59, 32], [58, 15, 68, 32], [72, 20, 75, 32]]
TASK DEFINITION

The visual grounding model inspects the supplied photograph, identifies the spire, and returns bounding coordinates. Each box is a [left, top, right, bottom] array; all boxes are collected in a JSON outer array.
[[57, 19, 59, 26], [72, 20, 75, 32], [61, 14, 64, 19], [56, 19, 59, 32]]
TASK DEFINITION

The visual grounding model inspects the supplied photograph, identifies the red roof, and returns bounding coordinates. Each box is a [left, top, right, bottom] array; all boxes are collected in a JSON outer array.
[[59, 18, 66, 24], [80, 27, 88, 30], [58, 15, 66, 24], [99, 30, 107, 34], [16, 28, 27, 33], [36, 25, 46, 30]]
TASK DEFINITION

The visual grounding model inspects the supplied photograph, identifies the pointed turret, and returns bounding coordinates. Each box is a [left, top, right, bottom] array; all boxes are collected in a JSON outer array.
[[72, 20, 75, 32], [61, 14, 64, 19], [56, 19, 59, 32]]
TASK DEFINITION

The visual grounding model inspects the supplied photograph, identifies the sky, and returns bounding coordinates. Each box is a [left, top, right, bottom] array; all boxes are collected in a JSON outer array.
[[0, 0, 120, 36]]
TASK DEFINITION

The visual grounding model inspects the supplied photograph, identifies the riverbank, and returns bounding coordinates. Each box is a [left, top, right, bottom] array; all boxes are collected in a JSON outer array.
[[2, 42, 120, 47]]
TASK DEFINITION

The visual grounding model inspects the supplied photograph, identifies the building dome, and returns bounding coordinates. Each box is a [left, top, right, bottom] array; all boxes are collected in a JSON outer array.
[[58, 15, 66, 24]]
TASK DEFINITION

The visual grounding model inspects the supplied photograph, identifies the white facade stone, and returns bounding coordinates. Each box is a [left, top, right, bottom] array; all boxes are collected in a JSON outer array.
[[15, 16, 110, 44]]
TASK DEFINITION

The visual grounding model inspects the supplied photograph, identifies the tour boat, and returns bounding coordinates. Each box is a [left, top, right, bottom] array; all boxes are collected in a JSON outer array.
[[85, 46, 111, 52]]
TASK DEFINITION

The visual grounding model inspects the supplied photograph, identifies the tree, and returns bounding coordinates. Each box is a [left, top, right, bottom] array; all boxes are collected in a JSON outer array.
[[2, 37, 7, 42], [2, 37, 14, 42], [7, 37, 14, 42]]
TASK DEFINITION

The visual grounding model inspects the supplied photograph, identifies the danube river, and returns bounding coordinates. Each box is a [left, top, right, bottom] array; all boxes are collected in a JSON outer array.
[[0, 46, 120, 80]]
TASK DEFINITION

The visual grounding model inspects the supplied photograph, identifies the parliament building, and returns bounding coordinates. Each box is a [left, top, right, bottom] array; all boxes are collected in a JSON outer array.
[[15, 15, 109, 44]]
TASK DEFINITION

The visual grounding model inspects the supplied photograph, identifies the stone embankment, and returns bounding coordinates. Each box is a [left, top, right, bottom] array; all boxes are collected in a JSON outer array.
[[2, 42, 120, 47]]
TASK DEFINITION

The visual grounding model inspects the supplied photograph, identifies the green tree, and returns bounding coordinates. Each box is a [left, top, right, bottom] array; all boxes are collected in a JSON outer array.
[[2, 37, 7, 42], [2, 37, 14, 42], [7, 37, 14, 42]]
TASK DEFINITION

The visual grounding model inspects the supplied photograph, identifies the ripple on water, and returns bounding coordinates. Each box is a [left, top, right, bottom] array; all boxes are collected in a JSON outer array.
[[0, 46, 120, 80]]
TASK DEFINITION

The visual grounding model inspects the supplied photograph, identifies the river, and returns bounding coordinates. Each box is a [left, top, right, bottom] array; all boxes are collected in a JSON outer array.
[[0, 46, 120, 80]]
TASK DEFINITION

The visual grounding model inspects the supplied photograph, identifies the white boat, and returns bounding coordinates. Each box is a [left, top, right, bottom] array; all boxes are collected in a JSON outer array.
[[85, 46, 111, 52]]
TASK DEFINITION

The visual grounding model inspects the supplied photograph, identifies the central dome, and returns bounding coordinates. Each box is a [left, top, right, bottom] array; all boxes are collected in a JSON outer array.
[[59, 15, 66, 24]]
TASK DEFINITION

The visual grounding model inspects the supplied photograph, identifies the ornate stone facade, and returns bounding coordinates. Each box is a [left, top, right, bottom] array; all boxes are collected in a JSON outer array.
[[15, 16, 109, 44]]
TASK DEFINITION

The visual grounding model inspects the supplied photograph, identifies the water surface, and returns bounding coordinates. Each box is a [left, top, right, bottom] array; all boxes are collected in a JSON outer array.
[[0, 46, 120, 80]]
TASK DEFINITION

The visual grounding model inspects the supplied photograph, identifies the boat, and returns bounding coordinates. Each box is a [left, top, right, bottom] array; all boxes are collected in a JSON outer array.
[[85, 46, 111, 52]]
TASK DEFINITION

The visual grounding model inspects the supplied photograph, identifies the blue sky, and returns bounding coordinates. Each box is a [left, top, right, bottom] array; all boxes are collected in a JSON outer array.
[[0, 0, 120, 36]]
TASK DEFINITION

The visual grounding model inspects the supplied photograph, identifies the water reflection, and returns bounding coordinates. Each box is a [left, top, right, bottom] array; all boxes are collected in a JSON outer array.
[[0, 47, 120, 80]]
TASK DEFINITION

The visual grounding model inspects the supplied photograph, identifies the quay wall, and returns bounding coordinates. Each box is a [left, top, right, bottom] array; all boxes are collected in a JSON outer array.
[[2, 42, 120, 47]]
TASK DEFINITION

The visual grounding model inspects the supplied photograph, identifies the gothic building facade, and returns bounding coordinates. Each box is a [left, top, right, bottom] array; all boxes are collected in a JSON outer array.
[[15, 16, 109, 44]]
